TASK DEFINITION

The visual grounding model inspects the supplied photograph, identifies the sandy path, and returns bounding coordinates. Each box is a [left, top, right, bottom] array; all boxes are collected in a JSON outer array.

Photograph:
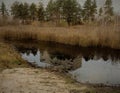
[[0, 68, 87, 93]]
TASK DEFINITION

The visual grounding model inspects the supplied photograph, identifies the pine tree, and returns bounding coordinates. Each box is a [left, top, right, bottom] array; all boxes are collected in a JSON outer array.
[[99, 7, 103, 16], [29, 3, 37, 21], [72, 4, 82, 25], [104, 0, 114, 23], [62, 0, 81, 25], [55, 0, 64, 23], [11, 1, 20, 19], [83, 0, 97, 23], [37, 2, 44, 22], [83, 0, 92, 22], [56, 0, 64, 13], [11, 2, 29, 24], [0, 2, 8, 18], [91, 0, 97, 21], [104, 0, 114, 16], [22, 2, 29, 21], [46, 0, 55, 21]]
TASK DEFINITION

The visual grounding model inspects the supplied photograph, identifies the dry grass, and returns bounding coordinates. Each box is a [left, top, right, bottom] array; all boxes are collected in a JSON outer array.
[[0, 42, 29, 71], [0, 16, 20, 27], [0, 24, 120, 49]]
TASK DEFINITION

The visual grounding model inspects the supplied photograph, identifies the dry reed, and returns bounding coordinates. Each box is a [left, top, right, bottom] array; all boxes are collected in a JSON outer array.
[[0, 24, 120, 49]]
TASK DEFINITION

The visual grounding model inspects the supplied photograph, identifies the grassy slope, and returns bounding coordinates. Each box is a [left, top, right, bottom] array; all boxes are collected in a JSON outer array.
[[0, 42, 29, 71], [0, 25, 120, 49]]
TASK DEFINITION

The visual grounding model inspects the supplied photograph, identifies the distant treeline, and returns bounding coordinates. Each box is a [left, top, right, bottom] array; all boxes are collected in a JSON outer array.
[[0, 0, 114, 25]]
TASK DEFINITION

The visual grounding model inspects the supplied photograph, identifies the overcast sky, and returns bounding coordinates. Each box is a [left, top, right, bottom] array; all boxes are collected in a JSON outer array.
[[0, 0, 120, 13]]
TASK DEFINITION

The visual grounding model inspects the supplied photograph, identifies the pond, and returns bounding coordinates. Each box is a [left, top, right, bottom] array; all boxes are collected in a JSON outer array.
[[11, 41, 120, 86]]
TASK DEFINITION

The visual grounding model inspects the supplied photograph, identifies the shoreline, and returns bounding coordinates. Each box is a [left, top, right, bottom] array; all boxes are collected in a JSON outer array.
[[0, 41, 120, 93]]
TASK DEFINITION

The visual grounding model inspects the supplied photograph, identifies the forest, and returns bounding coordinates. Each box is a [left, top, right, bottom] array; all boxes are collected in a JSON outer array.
[[0, 0, 117, 25]]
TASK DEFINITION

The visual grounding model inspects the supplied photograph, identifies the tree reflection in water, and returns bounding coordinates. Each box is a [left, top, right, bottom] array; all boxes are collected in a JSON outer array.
[[11, 41, 120, 86]]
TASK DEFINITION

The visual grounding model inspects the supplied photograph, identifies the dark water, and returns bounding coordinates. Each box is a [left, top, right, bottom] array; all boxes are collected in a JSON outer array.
[[11, 41, 120, 86]]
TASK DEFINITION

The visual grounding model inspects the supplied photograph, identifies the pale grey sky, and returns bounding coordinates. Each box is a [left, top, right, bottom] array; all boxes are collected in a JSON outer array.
[[0, 0, 120, 13]]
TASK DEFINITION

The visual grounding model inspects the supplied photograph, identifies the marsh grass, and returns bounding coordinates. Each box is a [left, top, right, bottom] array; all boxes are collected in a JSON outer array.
[[0, 42, 29, 71], [0, 24, 120, 49]]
